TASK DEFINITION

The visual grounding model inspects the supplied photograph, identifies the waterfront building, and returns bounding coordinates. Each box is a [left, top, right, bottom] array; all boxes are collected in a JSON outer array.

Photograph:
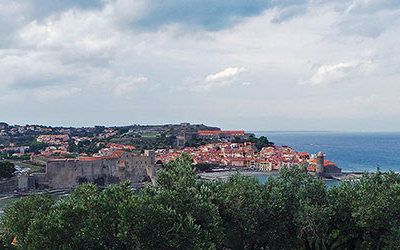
[[307, 152, 342, 176]]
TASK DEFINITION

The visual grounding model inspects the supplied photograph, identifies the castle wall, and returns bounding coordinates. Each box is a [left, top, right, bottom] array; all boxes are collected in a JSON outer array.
[[40, 151, 155, 189], [0, 177, 18, 193]]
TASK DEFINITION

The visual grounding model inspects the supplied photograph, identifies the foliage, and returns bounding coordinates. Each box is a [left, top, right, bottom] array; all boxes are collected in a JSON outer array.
[[0, 153, 30, 161], [1, 194, 54, 247], [234, 135, 273, 150], [67, 139, 105, 154], [121, 154, 223, 249], [0, 161, 16, 178], [1, 157, 400, 249], [184, 137, 210, 148], [28, 141, 48, 154], [252, 135, 273, 150]]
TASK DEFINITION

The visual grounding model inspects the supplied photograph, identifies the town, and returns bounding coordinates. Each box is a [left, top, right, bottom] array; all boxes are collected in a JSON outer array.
[[0, 122, 341, 193], [156, 139, 341, 174]]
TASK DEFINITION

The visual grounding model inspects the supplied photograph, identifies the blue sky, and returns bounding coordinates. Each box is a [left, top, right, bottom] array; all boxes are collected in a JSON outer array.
[[1, 0, 400, 131]]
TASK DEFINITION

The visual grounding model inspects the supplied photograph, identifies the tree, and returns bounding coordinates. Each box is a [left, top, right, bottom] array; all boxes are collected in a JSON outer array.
[[261, 167, 314, 249], [0, 161, 16, 178], [28, 141, 48, 154], [351, 171, 400, 249], [7, 155, 223, 249], [216, 174, 264, 249], [294, 174, 332, 249], [1, 194, 54, 247], [67, 139, 79, 153], [125, 154, 223, 249], [255, 136, 272, 150], [23, 183, 135, 250]]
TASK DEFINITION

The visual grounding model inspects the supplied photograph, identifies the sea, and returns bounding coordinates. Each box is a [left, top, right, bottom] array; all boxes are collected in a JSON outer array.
[[253, 131, 400, 173]]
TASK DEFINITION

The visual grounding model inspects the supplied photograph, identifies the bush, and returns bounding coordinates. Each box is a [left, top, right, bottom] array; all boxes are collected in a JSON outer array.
[[0, 161, 16, 178]]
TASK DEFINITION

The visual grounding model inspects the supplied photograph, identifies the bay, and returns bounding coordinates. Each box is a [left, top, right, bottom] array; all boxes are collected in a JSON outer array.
[[254, 131, 400, 172]]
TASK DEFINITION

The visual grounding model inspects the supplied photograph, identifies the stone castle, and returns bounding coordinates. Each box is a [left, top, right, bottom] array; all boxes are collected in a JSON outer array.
[[17, 150, 156, 191]]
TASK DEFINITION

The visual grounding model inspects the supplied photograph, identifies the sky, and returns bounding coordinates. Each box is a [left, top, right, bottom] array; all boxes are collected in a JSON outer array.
[[0, 0, 400, 131]]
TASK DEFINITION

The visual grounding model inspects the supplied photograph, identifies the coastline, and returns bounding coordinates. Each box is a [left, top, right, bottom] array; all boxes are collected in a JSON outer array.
[[198, 169, 380, 183], [253, 131, 400, 173]]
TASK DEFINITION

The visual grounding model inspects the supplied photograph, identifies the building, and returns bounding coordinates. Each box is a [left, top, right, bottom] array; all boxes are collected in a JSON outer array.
[[197, 130, 248, 141], [198, 130, 246, 138], [307, 152, 342, 177], [23, 150, 156, 190], [37, 134, 70, 145]]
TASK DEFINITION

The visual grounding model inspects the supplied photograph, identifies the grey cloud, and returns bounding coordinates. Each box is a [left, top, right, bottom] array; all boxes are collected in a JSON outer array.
[[338, 10, 400, 38], [0, 0, 104, 46], [1, 0, 400, 131], [121, 0, 307, 30], [1, 0, 309, 36], [334, 0, 400, 38]]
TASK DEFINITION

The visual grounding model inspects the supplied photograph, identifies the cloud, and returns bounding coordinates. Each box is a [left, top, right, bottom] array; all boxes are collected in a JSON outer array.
[[107, 0, 311, 31], [305, 61, 374, 85], [353, 94, 378, 105], [203, 67, 247, 89], [18, 0, 104, 18], [271, 4, 307, 23], [177, 67, 248, 92], [345, 0, 400, 14], [1, 0, 400, 131], [32, 86, 82, 101], [330, 0, 400, 38], [0, 86, 82, 104], [114, 76, 148, 97], [205, 67, 247, 83], [118, 0, 268, 30]]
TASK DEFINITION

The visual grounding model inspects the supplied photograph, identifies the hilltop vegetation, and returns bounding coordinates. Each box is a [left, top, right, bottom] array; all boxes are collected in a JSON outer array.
[[0, 122, 222, 154], [1, 156, 400, 249]]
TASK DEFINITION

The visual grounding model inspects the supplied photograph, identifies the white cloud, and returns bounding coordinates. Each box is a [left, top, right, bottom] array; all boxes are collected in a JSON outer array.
[[205, 67, 246, 82], [202, 67, 247, 89], [176, 67, 248, 92], [306, 61, 374, 85]]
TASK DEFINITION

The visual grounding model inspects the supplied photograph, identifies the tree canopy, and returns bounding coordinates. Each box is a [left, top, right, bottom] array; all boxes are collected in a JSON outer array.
[[0, 161, 16, 178], [1, 155, 400, 249]]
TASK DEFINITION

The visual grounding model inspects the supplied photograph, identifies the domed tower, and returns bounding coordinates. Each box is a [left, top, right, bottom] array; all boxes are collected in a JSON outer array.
[[315, 152, 325, 177]]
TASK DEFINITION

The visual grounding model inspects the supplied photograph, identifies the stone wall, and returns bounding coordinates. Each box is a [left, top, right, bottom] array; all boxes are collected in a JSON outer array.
[[0, 177, 18, 193], [33, 151, 156, 189]]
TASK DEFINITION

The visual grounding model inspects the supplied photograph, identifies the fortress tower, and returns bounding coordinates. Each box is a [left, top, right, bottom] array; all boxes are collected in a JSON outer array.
[[144, 150, 157, 185], [315, 152, 325, 177]]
